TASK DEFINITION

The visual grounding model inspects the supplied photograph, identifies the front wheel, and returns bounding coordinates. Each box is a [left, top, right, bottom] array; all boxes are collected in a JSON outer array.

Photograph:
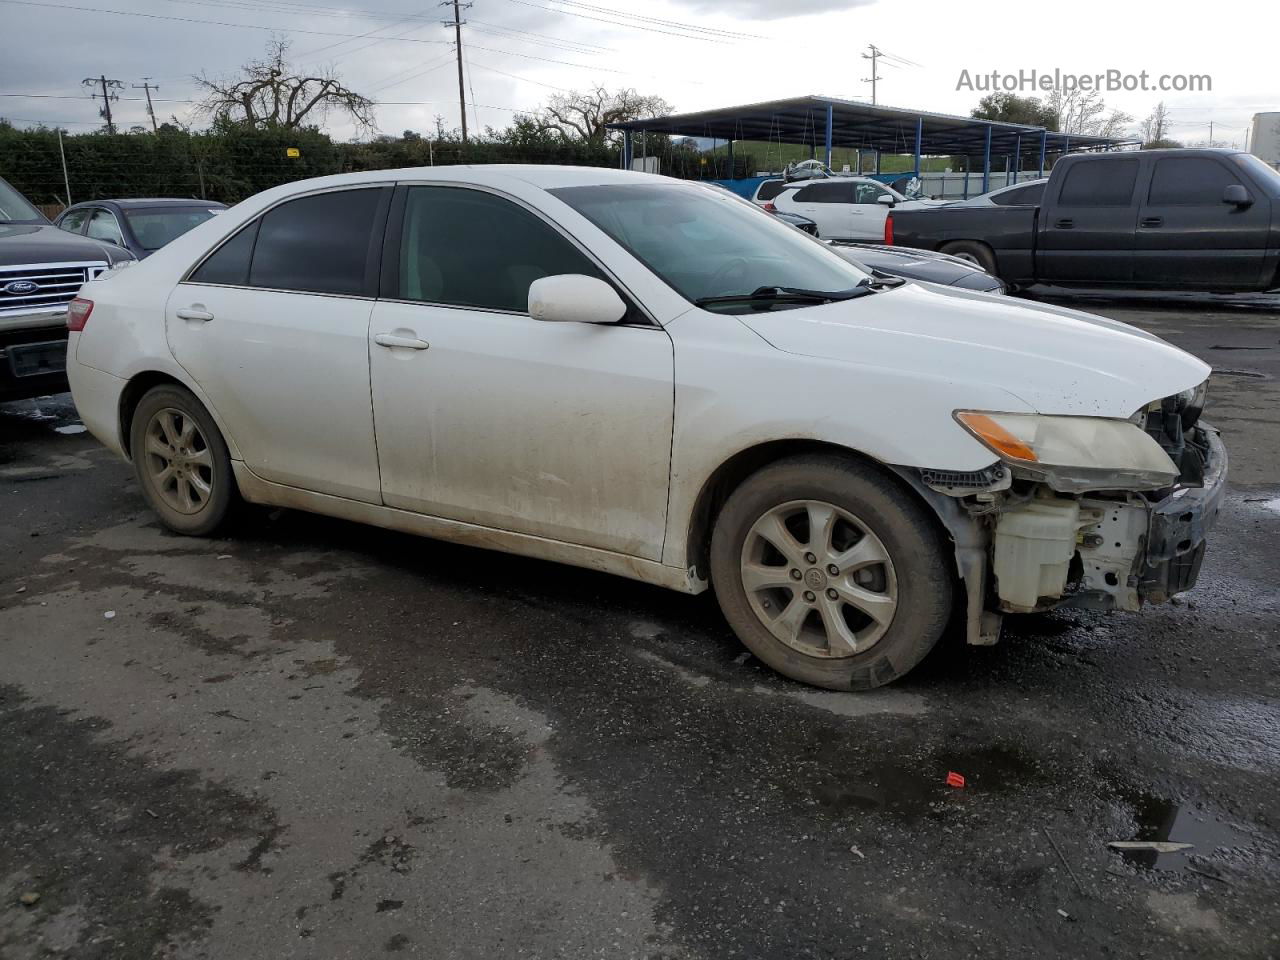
[[129, 384, 237, 536], [710, 456, 953, 690]]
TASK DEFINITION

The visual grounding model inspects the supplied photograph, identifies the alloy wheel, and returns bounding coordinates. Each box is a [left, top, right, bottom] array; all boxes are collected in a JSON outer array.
[[739, 499, 898, 658], [142, 407, 214, 515]]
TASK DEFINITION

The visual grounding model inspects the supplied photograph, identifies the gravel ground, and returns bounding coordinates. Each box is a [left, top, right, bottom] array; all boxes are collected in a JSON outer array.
[[1, 294, 1277, 959]]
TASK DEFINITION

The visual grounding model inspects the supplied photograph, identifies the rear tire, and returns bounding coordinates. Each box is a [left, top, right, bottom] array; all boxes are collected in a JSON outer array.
[[129, 384, 237, 536], [942, 240, 998, 275], [710, 455, 953, 690]]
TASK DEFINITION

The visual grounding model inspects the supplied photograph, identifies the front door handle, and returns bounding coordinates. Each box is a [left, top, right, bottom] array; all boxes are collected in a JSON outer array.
[[374, 333, 430, 351], [1141, 217, 1163, 228], [1054, 218, 1074, 229], [175, 306, 214, 322]]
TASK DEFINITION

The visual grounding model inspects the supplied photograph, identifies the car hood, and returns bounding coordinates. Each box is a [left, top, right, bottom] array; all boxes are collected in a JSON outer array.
[[736, 282, 1209, 417], [0, 222, 128, 266], [830, 243, 991, 286]]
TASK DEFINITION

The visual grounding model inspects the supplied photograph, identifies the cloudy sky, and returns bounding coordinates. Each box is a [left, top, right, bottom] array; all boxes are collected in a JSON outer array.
[[1, 0, 1274, 148]]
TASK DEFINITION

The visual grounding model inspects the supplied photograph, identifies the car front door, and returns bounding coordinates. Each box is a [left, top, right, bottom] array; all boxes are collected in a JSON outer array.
[[1036, 157, 1140, 284], [1134, 155, 1272, 289], [165, 186, 390, 503], [852, 182, 893, 240], [368, 184, 675, 559]]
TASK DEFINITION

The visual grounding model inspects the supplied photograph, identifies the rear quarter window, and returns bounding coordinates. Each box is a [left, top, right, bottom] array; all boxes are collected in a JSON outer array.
[[754, 180, 786, 202]]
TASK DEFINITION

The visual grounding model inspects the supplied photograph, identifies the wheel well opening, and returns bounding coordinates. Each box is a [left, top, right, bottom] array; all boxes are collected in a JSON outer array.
[[683, 440, 943, 580], [118, 372, 185, 459]]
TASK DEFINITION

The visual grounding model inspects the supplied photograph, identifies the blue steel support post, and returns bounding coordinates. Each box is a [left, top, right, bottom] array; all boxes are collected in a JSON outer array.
[[981, 126, 991, 194], [913, 116, 922, 179], [1038, 130, 1047, 177], [824, 104, 833, 169], [1012, 135, 1020, 184]]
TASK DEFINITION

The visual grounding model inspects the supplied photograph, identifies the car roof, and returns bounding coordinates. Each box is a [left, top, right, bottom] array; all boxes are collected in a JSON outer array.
[[106, 198, 225, 207]]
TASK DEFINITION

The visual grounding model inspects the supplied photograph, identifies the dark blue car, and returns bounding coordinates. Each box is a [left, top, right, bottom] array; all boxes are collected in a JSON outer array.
[[54, 198, 227, 260]]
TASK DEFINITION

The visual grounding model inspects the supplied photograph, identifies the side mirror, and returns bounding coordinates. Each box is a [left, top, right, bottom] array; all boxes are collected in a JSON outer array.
[[1223, 184, 1252, 207], [528, 274, 626, 325], [876, 194, 896, 207]]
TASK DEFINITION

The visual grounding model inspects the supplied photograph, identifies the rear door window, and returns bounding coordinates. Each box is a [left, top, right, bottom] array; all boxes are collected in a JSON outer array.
[[991, 183, 1045, 206], [394, 186, 608, 314], [1057, 159, 1139, 207], [795, 182, 854, 203], [1148, 157, 1239, 205], [248, 188, 386, 296]]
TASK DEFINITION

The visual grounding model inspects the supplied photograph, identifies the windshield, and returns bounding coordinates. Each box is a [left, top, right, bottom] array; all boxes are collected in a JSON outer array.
[[550, 182, 870, 313], [122, 206, 221, 251], [1231, 153, 1280, 198], [0, 178, 46, 223]]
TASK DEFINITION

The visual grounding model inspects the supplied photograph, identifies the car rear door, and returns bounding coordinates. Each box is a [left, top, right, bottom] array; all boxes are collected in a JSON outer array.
[[784, 182, 855, 239], [1036, 156, 1140, 284], [166, 186, 390, 503], [367, 183, 674, 559], [1134, 154, 1272, 289]]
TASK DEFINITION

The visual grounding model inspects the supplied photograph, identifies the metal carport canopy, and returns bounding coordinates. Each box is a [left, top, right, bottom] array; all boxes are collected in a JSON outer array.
[[608, 95, 1135, 177]]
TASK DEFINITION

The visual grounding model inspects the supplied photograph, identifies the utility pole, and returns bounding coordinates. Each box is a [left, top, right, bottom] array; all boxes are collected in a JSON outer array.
[[57, 129, 72, 205], [861, 44, 882, 105], [133, 78, 159, 132], [441, 0, 471, 145], [82, 75, 123, 134]]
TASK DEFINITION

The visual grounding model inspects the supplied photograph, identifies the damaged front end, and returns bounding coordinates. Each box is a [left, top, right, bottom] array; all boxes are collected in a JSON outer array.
[[904, 383, 1226, 645]]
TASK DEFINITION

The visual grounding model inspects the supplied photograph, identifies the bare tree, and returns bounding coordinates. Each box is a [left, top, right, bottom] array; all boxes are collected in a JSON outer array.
[[1046, 87, 1133, 138], [194, 39, 375, 131], [1139, 101, 1172, 145], [534, 87, 672, 146]]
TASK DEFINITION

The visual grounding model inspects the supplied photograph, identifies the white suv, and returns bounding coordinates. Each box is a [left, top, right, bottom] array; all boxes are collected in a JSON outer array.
[[771, 177, 937, 240], [67, 165, 1224, 690]]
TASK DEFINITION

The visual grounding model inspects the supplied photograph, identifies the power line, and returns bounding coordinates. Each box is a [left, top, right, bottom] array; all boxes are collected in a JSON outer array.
[[528, 0, 761, 39], [468, 17, 613, 52], [500, 0, 739, 43]]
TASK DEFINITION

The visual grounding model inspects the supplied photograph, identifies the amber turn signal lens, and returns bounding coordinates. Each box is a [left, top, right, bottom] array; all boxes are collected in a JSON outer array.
[[955, 412, 1038, 462]]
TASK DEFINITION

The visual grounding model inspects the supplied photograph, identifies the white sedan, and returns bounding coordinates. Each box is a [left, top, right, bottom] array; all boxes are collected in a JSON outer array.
[[769, 176, 941, 241], [67, 165, 1225, 690]]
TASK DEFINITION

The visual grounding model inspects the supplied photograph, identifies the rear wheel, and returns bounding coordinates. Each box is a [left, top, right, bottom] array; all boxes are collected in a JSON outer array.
[[942, 240, 998, 275], [129, 384, 236, 536], [710, 455, 953, 690]]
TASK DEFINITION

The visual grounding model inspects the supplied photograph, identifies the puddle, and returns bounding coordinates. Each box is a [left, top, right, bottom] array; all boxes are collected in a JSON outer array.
[[1113, 792, 1245, 875], [812, 743, 1046, 820]]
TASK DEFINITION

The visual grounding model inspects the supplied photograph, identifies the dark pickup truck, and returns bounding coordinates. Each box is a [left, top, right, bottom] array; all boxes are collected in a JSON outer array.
[[887, 149, 1280, 293]]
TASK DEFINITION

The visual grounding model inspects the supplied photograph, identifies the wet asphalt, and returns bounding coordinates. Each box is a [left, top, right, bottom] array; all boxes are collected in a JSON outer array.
[[1, 294, 1278, 959]]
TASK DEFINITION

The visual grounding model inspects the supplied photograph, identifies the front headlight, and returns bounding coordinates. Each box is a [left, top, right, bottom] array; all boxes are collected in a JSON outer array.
[[955, 411, 1179, 493]]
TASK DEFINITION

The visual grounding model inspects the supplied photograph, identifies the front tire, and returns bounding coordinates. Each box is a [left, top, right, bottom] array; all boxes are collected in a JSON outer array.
[[710, 455, 953, 690], [129, 384, 236, 536]]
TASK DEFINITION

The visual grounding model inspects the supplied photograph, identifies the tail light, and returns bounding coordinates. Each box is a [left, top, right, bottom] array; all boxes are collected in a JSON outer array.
[[762, 202, 777, 213], [67, 297, 94, 331], [883, 214, 894, 245]]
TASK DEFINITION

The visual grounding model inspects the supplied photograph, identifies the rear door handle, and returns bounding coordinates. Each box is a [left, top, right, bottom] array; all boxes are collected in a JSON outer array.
[[1054, 218, 1074, 229], [374, 333, 430, 351], [1141, 217, 1163, 228], [175, 306, 214, 322]]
